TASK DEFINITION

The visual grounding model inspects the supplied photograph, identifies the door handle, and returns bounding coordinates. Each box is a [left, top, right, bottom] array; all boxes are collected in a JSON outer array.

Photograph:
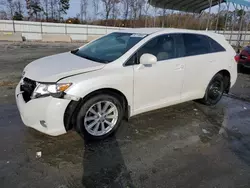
[[175, 64, 184, 71]]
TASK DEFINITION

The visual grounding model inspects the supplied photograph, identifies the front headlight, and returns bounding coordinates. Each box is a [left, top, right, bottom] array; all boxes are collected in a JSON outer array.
[[32, 83, 72, 99]]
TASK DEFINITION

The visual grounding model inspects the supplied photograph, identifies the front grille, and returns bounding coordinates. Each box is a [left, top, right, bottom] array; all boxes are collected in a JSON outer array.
[[20, 77, 36, 102]]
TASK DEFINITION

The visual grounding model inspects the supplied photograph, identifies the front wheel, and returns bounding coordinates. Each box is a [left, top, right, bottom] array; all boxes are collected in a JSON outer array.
[[200, 74, 225, 106], [76, 94, 124, 140]]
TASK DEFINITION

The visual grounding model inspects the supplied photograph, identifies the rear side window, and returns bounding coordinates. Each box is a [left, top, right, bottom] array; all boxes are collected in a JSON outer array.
[[207, 37, 226, 53], [183, 34, 211, 56]]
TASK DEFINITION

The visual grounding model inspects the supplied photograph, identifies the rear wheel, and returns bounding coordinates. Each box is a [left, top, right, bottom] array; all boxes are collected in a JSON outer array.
[[76, 94, 124, 140], [200, 74, 225, 106]]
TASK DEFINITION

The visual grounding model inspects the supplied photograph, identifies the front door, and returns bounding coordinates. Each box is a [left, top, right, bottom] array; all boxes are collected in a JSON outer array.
[[133, 34, 185, 115]]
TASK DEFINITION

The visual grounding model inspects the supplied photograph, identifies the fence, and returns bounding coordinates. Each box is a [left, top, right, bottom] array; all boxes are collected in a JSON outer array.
[[0, 19, 250, 46], [0, 20, 125, 41]]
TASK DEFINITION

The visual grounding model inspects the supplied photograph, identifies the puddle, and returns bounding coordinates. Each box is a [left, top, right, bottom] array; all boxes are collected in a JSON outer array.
[[1, 95, 250, 187]]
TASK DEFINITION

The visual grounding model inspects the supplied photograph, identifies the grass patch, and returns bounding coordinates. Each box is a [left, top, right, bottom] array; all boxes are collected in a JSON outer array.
[[0, 81, 18, 87]]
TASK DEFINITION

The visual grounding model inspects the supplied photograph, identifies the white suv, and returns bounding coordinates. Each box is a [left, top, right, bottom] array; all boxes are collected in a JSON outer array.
[[16, 28, 237, 140]]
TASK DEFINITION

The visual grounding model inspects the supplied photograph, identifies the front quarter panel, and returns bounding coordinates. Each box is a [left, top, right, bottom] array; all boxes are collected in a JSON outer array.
[[60, 66, 134, 113]]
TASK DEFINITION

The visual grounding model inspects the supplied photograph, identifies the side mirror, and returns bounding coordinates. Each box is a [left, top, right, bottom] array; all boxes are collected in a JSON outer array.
[[140, 53, 157, 65]]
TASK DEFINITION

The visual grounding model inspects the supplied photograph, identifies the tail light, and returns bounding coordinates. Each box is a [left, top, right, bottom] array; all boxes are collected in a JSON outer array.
[[234, 55, 240, 63]]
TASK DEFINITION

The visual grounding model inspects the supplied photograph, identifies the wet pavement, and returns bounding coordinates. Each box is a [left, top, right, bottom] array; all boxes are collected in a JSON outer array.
[[0, 42, 250, 188]]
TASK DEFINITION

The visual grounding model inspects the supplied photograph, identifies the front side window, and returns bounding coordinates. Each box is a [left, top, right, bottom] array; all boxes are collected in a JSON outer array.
[[72, 32, 146, 63], [137, 34, 178, 62], [183, 34, 211, 56]]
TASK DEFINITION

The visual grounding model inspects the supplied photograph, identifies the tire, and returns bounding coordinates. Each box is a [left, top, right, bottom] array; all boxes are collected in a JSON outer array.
[[76, 94, 124, 140], [200, 73, 225, 106]]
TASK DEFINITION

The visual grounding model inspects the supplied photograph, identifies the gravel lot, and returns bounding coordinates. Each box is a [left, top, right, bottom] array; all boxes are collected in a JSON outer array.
[[1, 42, 250, 188]]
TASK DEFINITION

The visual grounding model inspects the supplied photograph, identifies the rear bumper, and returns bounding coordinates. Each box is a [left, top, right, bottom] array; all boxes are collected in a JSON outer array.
[[15, 82, 71, 136]]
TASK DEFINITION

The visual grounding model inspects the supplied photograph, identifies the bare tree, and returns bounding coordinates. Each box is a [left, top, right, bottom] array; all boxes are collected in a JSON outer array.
[[0, 0, 5, 6], [6, 0, 14, 19], [143, 0, 150, 27], [101, 0, 119, 23], [138, 0, 144, 19], [130, 0, 144, 26], [12, 0, 24, 20], [111, 0, 121, 26], [0, 0, 7, 20], [14, 0, 24, 15], [49, 0, 56, 19], [160, 7, 167, 27], [93, 0, 99, 20], [42, 0, 49, 21], [111, 0, 119, 19], [0, 10, 7, 19], [58, 0, 70, 21], [130, 0, 144, 19], [80, 0, 88, 23], [153, 6, 159, 27], [26, 0, 43, 20], [121, 0, 130, 21]]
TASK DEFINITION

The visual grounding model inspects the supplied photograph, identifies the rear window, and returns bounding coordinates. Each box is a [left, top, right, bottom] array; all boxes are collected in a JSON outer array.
[[207, 37, 226, 53], [183, 34, 226, 56]]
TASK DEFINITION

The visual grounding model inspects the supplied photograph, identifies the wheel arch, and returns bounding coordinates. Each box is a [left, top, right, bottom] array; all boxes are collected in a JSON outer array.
[[64, 88, 130, 131], [216, 69, 231, 93]]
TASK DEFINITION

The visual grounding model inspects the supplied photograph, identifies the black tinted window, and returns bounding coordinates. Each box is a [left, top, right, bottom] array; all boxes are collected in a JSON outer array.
[[207, 37, 226, 52], [183, 34, 211, 56], [126, 54, 137, 66], [138, 34, 178, 62]]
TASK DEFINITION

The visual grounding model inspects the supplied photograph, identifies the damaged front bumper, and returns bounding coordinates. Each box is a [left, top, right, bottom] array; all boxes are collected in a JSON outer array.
[[15, 81, 77, 136]]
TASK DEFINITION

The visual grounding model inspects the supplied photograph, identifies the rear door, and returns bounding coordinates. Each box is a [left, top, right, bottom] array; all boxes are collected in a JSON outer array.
[[181, 33, 226, 102]]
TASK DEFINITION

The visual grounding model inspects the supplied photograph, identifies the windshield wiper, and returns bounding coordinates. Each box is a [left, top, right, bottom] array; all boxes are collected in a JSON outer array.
[[71, 49, 110, 63], [71, 49, 79, 54], [90, 57, 110, 64], [79, 54, 110, 63]]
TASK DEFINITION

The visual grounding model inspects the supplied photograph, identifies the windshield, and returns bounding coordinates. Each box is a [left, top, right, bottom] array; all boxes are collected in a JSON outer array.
[[72, 32, 146, 63]]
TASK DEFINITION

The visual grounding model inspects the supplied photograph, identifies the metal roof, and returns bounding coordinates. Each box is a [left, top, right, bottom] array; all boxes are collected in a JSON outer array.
[[227, 0, 250, 7], [149, 0, 250, 13]]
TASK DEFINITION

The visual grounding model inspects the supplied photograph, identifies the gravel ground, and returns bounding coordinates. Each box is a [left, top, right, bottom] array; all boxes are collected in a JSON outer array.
[[0, 42, 81, 104], [0, 42, 250, 188], [231, 70, 250, 101]]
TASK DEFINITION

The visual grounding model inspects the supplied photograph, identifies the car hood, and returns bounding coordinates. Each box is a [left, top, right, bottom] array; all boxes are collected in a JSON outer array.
[[23, 52, 105, 82]]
